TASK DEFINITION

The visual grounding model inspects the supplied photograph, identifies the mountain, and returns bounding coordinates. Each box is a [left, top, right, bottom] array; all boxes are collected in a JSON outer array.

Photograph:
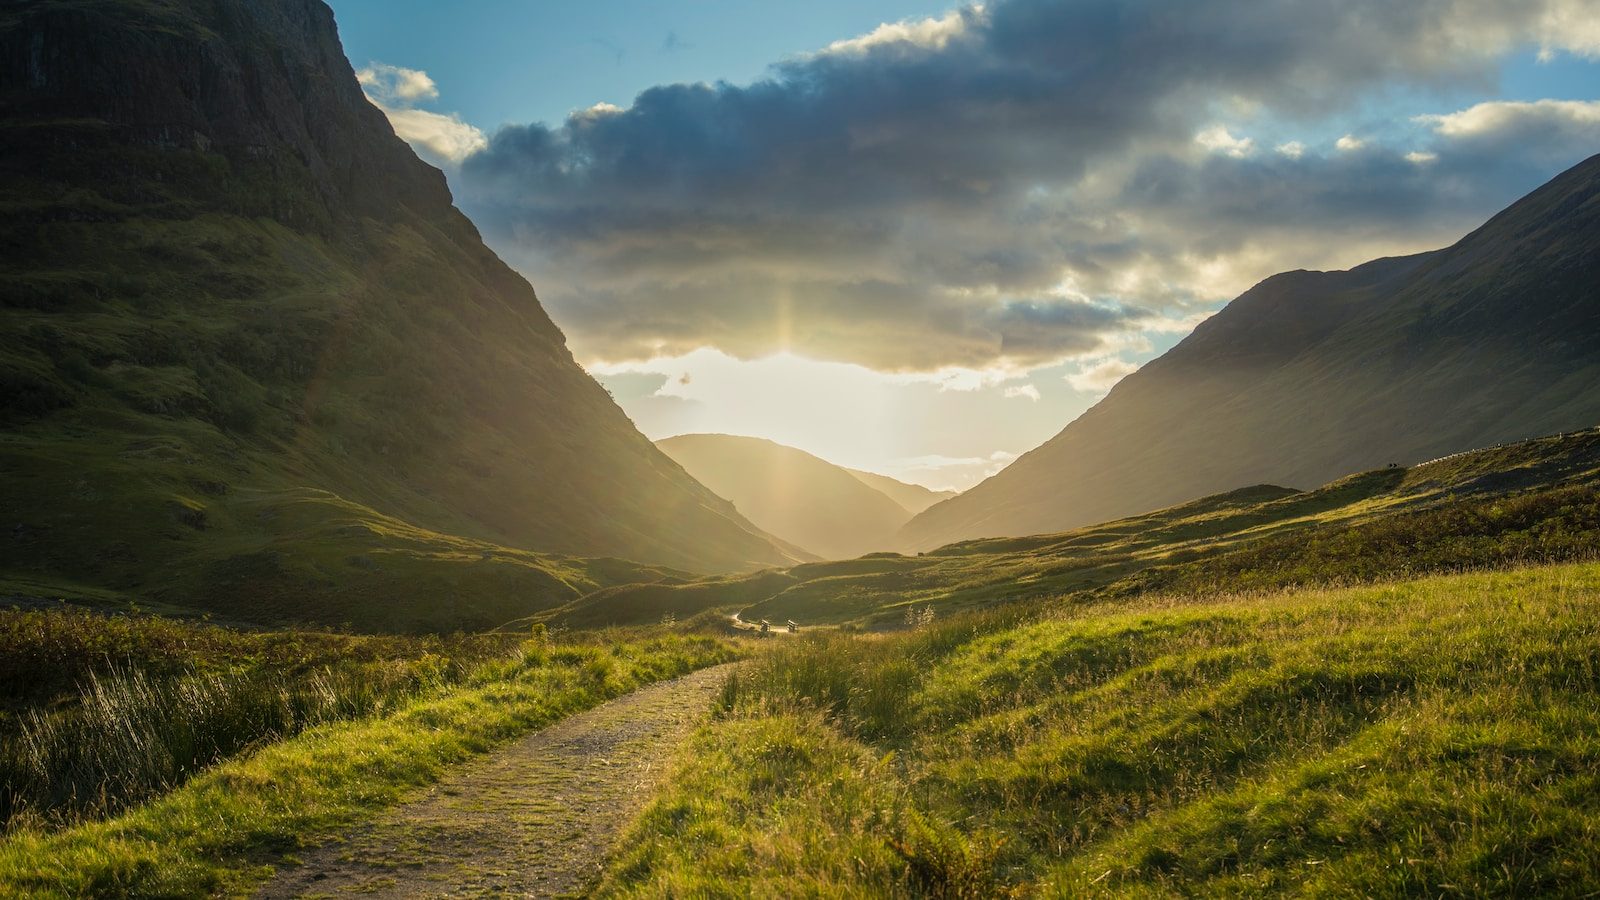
[[556, 426, 1600, 629], [0, 0, 801, 630], [844, 468, 957, 514], [899, 153, 1600, 550], [655, 434, 924, 559]]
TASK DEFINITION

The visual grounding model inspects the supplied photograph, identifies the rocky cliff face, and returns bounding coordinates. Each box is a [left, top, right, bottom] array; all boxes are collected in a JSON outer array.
[[0, 0, 802, 629], [901, 153, 1600, 550], [4, 0, 451, 224]]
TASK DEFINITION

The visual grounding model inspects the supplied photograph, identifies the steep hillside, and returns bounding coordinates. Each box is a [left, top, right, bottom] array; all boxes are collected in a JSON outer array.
[[558, 427, 1600, 628], [0, 0, 800, 629], [844, 468, 957, 514], [900, 154, 1600, 549], [656, 434, 908, 560]]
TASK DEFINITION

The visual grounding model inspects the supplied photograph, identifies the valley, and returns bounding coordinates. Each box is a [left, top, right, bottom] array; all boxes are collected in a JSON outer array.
[[656, 432, 955, 559], [555, 427, 1600, 630], [1, 0, 1597, 897]]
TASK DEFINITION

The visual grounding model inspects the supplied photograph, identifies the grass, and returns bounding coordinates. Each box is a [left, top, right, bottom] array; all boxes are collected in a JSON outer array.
[[1118, 476, 1600, 599], [0, 605, 526, 833], [0, 424, 693, 632], [0, 611, 739, 898], [599, 561, 1600, 897], [0, 604, 526, 829], [557, 427, 1600, 630], [0, 604, 514, 716]]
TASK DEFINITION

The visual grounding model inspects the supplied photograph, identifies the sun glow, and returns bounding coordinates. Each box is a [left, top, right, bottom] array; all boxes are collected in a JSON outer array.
[[588, 348, 1090, 491]]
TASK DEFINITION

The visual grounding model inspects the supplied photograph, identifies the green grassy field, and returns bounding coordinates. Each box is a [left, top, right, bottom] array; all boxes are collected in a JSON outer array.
[[554, 428, 1600, 630], [601, 561, 1600, 897], [0, 608, 738, 898], [4, 437, 1596, 898], [0, 605, 541, 829]]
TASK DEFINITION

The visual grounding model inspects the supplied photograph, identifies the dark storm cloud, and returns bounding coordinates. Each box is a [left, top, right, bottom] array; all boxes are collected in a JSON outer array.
[[454, 0, 1596, 370], [529, 273, 1147, 371]]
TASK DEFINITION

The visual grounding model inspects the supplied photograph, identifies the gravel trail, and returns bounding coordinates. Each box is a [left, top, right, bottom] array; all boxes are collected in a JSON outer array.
[[259, 663, 735, 898]]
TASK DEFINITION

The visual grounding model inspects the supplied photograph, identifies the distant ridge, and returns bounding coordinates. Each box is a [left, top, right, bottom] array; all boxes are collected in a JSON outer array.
[[845, 468, 958, 515], [900, 153, 1600, 550], [656, 434, 937, 559], [558, 426, 1600, 629]]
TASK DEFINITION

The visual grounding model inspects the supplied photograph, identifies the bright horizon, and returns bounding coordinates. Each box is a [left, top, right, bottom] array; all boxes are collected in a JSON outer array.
[[329, 0, 1600, 491]]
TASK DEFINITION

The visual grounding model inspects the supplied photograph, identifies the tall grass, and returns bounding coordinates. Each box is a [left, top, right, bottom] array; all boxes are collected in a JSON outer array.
[[0, 604, 514, 714], [3, 655, 459, 828], [0, 605, 534, 831], [721, 597, 1050, 742], [0, 633, 740, 897]]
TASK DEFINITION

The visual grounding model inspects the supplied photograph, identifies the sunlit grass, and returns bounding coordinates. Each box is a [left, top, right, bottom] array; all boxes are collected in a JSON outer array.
[[0, 626, 739, 898], [601, 562, 1600, 897], [560, 429, 1600, 631]]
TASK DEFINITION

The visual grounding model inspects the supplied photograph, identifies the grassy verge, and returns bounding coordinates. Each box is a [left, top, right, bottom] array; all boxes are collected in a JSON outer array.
[[600, 562, 1600, 897], [0, 606, 522, 828], [0, 630, 738, 898]]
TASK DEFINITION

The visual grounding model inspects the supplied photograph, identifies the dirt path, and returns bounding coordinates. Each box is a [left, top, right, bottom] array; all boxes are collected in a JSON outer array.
[[259, 663, 736, 899]]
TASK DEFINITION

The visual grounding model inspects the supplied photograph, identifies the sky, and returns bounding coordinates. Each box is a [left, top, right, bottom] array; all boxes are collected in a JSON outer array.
[[329, 0, 1600, 490]]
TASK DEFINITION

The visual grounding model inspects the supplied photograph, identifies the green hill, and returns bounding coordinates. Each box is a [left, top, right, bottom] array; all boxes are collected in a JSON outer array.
[[556, 427, 1600, 628], [0, 0, 801, 629], [655, 434, 916, 560], [900, 154, 1600, 550], [604, 561, 1600, 896]]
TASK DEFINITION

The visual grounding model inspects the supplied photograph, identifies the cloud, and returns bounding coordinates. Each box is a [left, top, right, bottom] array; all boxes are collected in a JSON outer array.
[[1196, 125, 1255, 158], [1066, 357, 1139, 393], [378, 107, 488, 162], [820, 7, 978, 56], [456, 0, 1600, 373], [1533, 2, 1600, 60], [889, 450, 1018, 489], [1420, 98, 1600, 137], [356, 63, 440, 102], [591, 370, 704, 434], [1415, 98, 1600, 170], [1004, 384, 1042, 401], [357, 62, 485, 163], [1335, 134, 1367, 152]]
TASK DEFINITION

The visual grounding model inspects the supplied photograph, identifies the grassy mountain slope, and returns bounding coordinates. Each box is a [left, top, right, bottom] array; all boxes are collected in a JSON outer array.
[[900, 154, 1600, 550], [656, 434, 910, 560], [845, 468, 958, 515], [556, 427, 1600, 628], [603, 562, 1600, 896], [0, 0, 801, 629]]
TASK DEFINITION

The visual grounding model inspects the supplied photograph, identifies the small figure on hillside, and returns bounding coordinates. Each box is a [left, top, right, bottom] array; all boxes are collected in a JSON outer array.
[[759, 619, 771, 635]]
